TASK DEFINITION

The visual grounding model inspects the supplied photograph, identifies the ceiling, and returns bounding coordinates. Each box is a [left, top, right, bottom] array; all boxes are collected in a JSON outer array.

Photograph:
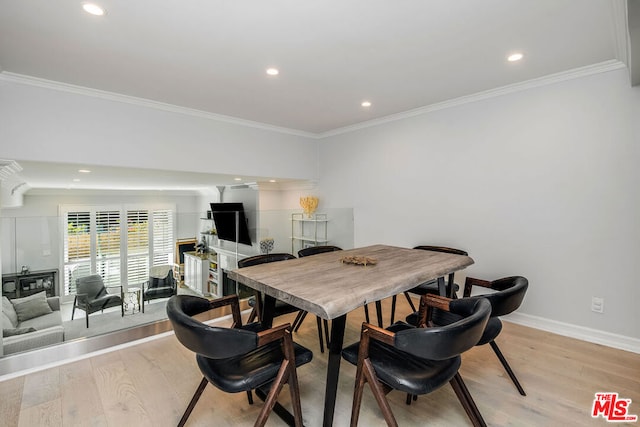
[[0, 0, 635, 192]]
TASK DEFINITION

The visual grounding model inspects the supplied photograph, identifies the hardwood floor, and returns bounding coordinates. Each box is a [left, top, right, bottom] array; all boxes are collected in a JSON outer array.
[[1, 297, 639, 426]]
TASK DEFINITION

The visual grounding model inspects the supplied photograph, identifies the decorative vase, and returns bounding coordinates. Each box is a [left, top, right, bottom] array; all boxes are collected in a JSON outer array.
[[300, 196, 319, 218], [260, 238, 275, 254]]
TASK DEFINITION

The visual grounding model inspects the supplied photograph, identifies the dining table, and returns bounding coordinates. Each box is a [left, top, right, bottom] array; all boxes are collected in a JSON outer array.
[[228, 244, 474, 426]]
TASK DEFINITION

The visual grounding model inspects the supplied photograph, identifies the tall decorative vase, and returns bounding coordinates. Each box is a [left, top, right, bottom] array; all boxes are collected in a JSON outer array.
[[300, 196, 319, 218]]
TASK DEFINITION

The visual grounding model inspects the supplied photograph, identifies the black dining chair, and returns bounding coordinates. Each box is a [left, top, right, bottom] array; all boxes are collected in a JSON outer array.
[[166, 294, 313, 427], [342, 295, 492, 427], [239, 253, 327, 353], [389, 245, 469, 324], [407, 275, 529, 396]]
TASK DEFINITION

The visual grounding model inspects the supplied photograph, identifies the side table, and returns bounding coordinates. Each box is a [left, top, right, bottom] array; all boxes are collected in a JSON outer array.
[[124, 286, 141, 314]]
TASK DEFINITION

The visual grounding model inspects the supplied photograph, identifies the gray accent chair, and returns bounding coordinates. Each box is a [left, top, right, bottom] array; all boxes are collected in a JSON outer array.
[[72, 274, 124, 327], [142, 265, 176, 313]]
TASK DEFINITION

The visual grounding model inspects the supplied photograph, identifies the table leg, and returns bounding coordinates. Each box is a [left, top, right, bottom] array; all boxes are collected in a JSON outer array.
[[323, 314, 346, 427], [447, 272, 456, 298], [438, 276, 446, 297], [375, 300, 383, 327], [262, 294, 276, 329]]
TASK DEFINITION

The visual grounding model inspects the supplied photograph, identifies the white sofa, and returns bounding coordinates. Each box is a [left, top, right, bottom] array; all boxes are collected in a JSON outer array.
[[2, 293, 65, 355]]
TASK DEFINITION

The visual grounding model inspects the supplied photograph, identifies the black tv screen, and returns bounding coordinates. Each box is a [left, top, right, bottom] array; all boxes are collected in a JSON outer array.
[[210, 203, 252, 246]]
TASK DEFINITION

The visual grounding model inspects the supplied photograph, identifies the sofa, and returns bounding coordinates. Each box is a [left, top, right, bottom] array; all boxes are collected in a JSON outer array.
[[2, 292, 65, 355]]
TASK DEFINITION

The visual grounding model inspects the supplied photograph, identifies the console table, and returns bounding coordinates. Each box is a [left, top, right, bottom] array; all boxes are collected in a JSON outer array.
[[2, 269, 58, 299]]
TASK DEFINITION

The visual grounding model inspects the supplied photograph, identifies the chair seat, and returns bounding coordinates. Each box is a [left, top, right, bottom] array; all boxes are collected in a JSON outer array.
[[197, 340, 313, 394], [144, 287, 174, 299], [342, 322, 461, 396], [408, 280, 459, 295], [86, 294, 122, 312]]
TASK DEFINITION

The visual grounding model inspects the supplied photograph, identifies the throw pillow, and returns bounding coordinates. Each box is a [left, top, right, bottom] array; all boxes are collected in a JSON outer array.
[[3, 327, 37, 337], [11, 291, 53, 323], [2, 296, 18, 328]]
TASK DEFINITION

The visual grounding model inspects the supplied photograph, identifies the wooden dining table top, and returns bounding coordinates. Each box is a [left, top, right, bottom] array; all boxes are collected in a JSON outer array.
[[228, 244, 474, 320]]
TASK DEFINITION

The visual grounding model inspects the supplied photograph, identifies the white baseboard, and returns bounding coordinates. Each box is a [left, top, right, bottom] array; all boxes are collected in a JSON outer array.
[[505, 312, 640, 354]]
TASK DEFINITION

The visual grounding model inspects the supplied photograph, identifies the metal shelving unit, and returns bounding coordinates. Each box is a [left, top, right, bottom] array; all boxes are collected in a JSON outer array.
[[290, 213, 328, 254]]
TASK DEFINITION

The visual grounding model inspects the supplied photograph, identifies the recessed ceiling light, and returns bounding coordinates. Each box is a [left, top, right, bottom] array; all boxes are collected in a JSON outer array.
[[507, 52, 524, 62], [82, 3, 105, 16], [266, 68, 279, 76], [361, 101, 372, 108], [269, 179, 276, 183], [78, 169, 91, 173], [234, 177, 242, 181]]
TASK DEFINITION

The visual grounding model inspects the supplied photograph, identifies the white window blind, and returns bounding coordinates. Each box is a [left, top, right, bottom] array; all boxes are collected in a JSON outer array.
[[62, 205, 175, 296], [127, 210, 149, 286], [63, 211, 92, 295], [152, 209, 173, 266], [96, 210, 121, 287]]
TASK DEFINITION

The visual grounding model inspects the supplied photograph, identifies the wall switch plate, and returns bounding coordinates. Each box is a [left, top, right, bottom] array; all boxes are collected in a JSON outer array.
[[591, 296, 604, 313]]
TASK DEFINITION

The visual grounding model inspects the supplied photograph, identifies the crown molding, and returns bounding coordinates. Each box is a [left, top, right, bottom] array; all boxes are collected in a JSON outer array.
[[0, 159, 22, 180], [221, 180, 317, 192], [611, 0, 629, 66], [1, 59, 628, 141], [0, 72, 317, 139], [319, 60, 627, 138]]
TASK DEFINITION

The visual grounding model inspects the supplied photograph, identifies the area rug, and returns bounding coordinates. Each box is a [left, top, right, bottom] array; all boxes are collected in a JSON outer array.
[[63, 299, 171, 341]]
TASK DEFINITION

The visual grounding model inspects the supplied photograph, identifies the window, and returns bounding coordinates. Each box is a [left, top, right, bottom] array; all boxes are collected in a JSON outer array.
[[62, 205, 175, 296], [152, 209, 174, 266], [127, 210, 149, 287], [63, 211, 92, 295], [96, 210, 121, 287]]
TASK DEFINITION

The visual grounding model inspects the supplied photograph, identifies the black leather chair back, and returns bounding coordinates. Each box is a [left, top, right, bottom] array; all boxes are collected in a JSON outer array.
[[413, 245, 468, 256], [237, 253, 296, 268], [467, 276, 528, 318], [166, 295, 258, 359], [148, 266, 175, 290], [395, 298, 491, 360], [297, 245, 343, 258], [76, 274, 107, 299]]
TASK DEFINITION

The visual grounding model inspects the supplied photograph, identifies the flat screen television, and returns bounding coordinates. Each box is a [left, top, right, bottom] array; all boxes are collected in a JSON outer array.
[[210, 202, 252, 246]]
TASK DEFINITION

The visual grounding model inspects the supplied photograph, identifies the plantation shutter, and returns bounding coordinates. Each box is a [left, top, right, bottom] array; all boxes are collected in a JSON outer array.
[[152, 209, 174, 266], [127, 210, 150, 286], [62, 204, 175, 296], [96, 210, 121, 287], [64, 211, 91, 295]]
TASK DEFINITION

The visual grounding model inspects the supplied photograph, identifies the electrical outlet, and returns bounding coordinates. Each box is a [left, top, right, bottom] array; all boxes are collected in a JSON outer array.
[[591, 297, 604, 313]]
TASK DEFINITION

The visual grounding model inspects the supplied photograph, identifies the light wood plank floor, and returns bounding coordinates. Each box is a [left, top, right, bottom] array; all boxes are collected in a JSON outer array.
[[1, 297, 639, 427]]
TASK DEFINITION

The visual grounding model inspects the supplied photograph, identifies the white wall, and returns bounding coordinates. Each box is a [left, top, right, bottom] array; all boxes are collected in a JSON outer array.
[[2, 67, 637, 346], [318, 68, 640, 340], [0, 79, 318, 180]]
